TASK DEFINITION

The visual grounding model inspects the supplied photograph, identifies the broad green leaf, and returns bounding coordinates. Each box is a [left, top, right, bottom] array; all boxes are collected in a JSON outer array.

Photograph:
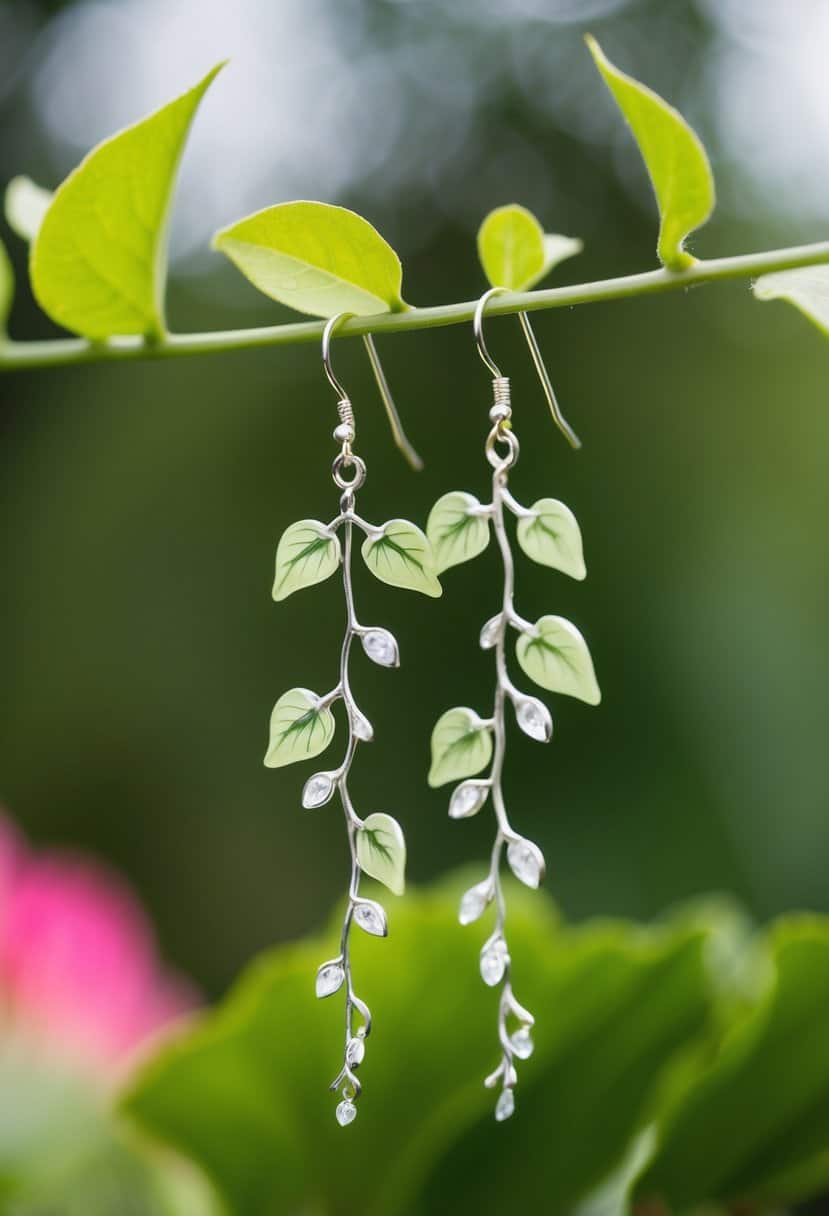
[[31, 63, 224, 340], [477, 204, 582, 291], [272, 519, 341, 602], [516, 497, 586, 579], [356, 813, 406, 896], [361, 519, 441, 597], [586, 36, 714, 270], [428, 706, 492, 788], [516, 615, 601, 704], [753, 266, 829, 337], [4, 176, 52, 242], [639, 918, 829, 1211], [0, 237, 12, 336], [264, 687, 335, 769], [212, 201, 406, 318], [426, 490, 490, 574], [123, 879, 718, 1216]]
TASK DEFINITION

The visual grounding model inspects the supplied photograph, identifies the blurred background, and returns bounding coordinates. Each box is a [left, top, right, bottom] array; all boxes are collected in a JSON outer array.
[[1, 0, 828, 1002]]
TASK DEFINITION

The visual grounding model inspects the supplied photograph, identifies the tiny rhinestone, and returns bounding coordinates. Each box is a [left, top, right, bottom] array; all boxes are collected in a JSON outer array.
[[315, 962, 345, 998], [495, 1089, 515, 1122], [362, 628, 398, 668], [346, 1036, 365, 1067], [510, 1026, 535, 1060], [302, 773, 334, 809], [336, 1099, 357, 1127], [480, 937, 509, 987], [516, 698, 551, 743], [507, 839, 544, 889]]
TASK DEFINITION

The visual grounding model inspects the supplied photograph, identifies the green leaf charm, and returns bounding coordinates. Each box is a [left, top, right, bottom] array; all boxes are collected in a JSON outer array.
[[356, 813, 406, 895], [428, 707, 493, 788], [477, 204, 582, 292], [272, 519, 341, 602], [516, 498, 586, 580], [31, 63, 224, 340], [516, 616, 601, 705], [426, 491, 490, 575], [753, 267, 829, 337], [4, 176, 52, 243], [586, 36, 714, 270], [264, 687, 335, 769], [0, 238, 12, 337], [361, 519, 441, 597], [213, 201, 406, 318]]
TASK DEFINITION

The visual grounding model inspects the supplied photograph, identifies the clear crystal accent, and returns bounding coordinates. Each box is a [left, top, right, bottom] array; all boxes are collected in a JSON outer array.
[[302, 772, 335, 809], [510, 1026, 535, 1059], [480, 937, 509, 986], [354, 900, 387, 937], [516, 697, 552, 743], [459, 880, 492, 926], [449, 780, 488, 820], [507, 839, 544, 889], [495, 1088, 515, 1122], [336, 1099, 357, 1127], [315, 962, 345, 998], [346, 1036, 365, 1067], [352, 709, 374, 742], [479, 614, 501, 650], [361, 628, 399, 668]]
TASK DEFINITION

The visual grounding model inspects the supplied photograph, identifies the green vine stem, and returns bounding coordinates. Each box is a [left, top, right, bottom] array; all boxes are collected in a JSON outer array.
[[2, 241, 828, 372]]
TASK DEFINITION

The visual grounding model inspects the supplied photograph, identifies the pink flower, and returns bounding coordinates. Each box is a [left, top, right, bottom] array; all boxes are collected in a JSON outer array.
[[0, 812, 197, 1076]]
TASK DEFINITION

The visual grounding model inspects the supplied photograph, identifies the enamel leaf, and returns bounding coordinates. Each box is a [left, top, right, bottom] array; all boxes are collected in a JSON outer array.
[[586, 36, 714, 270], [0, 238, 12, 336], [4, 176, 53, 243], [31, 64, 224, 340], [264, 687, 335, 769], [272, 519, 341, 602], [753, 267, 829, 338], [477, 204, 582, 291], [516, 498, 586, 580], [213, 201, 406, 318], [426, 491, 490, 575], [361, 519, 441, 597], [428, 707, 493, 788], [516, 616, 601, 705], [356, 813, 406, 895]]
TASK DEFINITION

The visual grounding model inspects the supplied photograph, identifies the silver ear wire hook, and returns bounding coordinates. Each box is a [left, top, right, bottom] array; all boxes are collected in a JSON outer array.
[[474, 287, 582, 451], [321, 312, 424, 472]]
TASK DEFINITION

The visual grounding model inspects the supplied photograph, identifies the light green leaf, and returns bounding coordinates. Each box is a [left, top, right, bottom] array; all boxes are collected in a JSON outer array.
[[5, 176, 53, 242], [426, 490, 490, 575], [477, 204, 582, 291], [356, 812, 406, 895], [753, 266, 829, 337], [516, 615, 601, 704], [272, 519, 341, 602], [0, 237, 12, 336], [586, 35, 714, 270], [212, 201, 406, 318], [361, 519, 441, 597], [516, 497, 586, 579], [30, 63, 224, 340], [264, 687, 335, 769], [428, 706, 493, 788]]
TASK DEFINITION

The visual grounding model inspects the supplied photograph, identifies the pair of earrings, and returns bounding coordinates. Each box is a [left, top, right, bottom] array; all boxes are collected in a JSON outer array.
[[265, 295, 600, 1127]]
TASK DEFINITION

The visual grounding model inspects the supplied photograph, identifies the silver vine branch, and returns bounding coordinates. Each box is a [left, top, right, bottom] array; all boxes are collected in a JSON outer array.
[[1, 242, 828, 370]]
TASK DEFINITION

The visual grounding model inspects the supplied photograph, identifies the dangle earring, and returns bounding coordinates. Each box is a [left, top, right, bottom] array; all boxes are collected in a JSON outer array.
[[425, 289, 600, 1121], [265, 315, 441, 1126]]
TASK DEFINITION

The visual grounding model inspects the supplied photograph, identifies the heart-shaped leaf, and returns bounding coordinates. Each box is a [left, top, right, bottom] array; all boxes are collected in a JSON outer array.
[[4, 176, 52, 243], [428, 707, 493, 788], [586, 36, 714, 271], [477, 204, 582, 291], [426, 491, 491, 575], [31, 63, 224, 340], [272, 519, 341, 602], [361, 519, 441, 597], [356, 813, 406, 895], [753, 267, 829, 338], [516, 497, 586, 580], [264, 687, 335, 769], [213, 201, 406, 318], [516, 616, 601, 705], [0, 238, 12, 337]]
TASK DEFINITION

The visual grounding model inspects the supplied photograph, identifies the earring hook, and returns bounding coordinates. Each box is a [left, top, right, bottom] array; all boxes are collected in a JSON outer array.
[[321, 313, 423, 471], [473, 287, 582, 451]]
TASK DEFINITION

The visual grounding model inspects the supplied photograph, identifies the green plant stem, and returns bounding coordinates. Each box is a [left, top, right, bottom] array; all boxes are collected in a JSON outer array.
[[2, 241, 827, 372]]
